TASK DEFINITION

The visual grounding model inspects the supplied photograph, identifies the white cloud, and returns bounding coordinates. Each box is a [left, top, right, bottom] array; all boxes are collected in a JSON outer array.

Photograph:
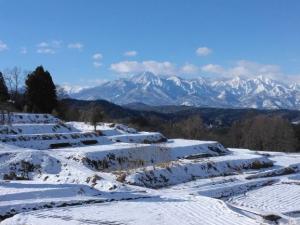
[[68, 42, 84, 50], [62, 78, 108, 90], [37, 42, 49, 48], [0, 40, 8, 51], [143, 61, 176, 75], [180, 63, 199, 74], [20, 47, 27, 54], [92, 53, 103, 68], [36, 40, 62, 54], [201, 60, 282, 79], [196, 46, 212, 56], [201, 64, 225, 74], [93, 61, 102, 68], [228, 60, 280, 77], [37, 48, 56, 54], [110, 60, 177, 75], [84, 78, 108, 86], [108, 58, 291, 82], [110, 61, 140, 73], [93, 53, 103, 60], [124, 50, 137, 57]]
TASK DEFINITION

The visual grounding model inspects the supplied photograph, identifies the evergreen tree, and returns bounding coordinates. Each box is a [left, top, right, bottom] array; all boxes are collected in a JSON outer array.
[[25, 66, 57, 113], [0, 72, 9, 103]]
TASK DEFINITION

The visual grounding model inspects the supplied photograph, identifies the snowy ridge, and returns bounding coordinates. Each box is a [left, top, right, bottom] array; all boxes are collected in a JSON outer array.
[[70, 72, 300, 109]]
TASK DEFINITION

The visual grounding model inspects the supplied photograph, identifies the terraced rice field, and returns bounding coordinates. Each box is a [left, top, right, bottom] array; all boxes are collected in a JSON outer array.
[[0, 113, 300, 225]]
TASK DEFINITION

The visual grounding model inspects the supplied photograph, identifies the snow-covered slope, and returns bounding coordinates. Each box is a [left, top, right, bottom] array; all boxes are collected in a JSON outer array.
[[70, 72, 300, 109], [1, 113, 300, 224]]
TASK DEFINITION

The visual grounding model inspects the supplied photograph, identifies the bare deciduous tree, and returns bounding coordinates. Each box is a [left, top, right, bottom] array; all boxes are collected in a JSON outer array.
[[228, 115, 297, 152], [89, 107, 104, 131], [170, 115, 206, 140], [79, 106, 104, 131], [4, 67, 23, 101]]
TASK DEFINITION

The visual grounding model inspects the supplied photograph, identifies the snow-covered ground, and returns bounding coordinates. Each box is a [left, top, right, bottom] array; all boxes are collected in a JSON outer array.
[[0, 113, 300, 225]]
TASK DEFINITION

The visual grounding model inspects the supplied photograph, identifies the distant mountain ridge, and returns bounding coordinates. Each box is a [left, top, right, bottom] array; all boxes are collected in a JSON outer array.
[[68, 72, 300, 110]]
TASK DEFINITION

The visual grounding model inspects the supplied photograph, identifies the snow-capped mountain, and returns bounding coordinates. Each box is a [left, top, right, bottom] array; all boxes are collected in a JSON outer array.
[[69, 72, 300, 109], [60, 85, 86, 95]]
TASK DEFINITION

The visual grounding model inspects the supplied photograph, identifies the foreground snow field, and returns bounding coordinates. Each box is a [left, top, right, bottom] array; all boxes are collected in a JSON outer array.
[[0, 113, 300, 224]]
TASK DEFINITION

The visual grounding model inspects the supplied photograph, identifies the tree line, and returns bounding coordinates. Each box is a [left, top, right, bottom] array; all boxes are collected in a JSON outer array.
[[131, 114, 299, 152], [162, 115, 299, 152]]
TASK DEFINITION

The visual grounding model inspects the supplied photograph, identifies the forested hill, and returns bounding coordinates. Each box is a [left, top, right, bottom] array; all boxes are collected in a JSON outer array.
[[61, 99, 300, 127]]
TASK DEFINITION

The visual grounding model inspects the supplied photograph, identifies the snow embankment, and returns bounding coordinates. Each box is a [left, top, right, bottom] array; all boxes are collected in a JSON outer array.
[[66, 139, 229, 171], [66, 122, 137, 135], [0, 133, 112, 150], [125, 152, 273, 188], [108, 132, 167, 144], [0, 150, 61, 180], [0, 123, 79, 135], [0, 181, 147, 221]]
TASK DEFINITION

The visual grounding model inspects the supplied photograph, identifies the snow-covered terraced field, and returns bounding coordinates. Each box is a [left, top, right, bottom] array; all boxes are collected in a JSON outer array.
[[0, 132, 112, 150], [0, 180, 148, 220], [0, 117, 168, 150], [0, 123, 78, 135], [0, 113, 300, 225], [0, 113, 60, 124], [1, 196, 266, 225], [228, 182, 300, 219], [67, 122, 138, 135]]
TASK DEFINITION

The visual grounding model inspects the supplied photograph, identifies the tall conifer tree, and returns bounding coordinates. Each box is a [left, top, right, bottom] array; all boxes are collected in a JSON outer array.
[[25, 66, 57, 113]]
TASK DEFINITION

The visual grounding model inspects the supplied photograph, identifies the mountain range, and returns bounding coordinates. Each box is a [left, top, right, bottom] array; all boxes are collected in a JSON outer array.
[[63, 72, 300, 110]]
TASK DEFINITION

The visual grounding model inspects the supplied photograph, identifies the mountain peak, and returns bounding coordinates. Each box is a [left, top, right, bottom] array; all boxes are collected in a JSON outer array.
[[132, 71, 158, 80], [131, 71, 163, 86]]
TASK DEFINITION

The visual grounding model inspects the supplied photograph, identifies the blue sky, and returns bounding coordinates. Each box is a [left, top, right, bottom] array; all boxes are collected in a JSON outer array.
[[0, 0, 299, 86]]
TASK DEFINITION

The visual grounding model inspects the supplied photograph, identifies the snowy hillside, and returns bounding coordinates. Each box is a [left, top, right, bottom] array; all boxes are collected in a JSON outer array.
[[70, 72, 300, 109], [0, 113, 300, 224]]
